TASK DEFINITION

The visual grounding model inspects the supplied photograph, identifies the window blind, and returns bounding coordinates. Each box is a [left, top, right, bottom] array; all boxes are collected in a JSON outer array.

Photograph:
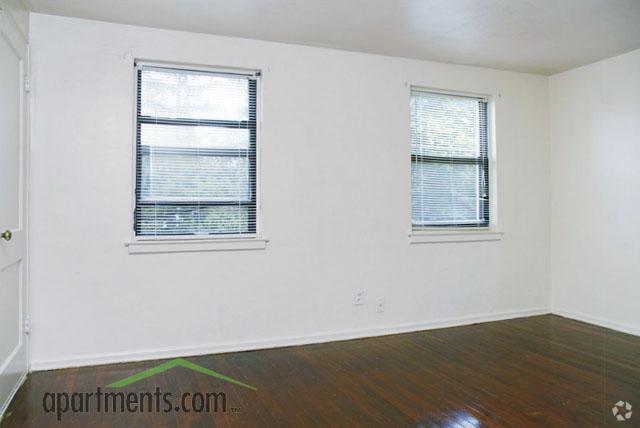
[[134, 65, 258, 236], [411, 89, 489, 228]]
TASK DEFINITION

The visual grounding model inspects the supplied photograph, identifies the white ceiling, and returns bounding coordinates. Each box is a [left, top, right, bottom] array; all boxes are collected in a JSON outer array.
[[28, 0, 640, 75]]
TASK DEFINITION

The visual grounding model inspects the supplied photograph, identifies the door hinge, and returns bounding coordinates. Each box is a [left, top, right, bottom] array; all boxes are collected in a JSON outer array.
[[24, 75, 31, 93], [23, 317, 31, 335]]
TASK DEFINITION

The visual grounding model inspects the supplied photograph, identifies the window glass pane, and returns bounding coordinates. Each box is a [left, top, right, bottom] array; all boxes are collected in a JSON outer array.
[[411, 161, 481, 226], [141, 124, 249, 149], [140, 69, 248, 121], [411, 92, 480, 158], [139, 152, 250, 202], [410, 90, 488, 228], [135, 66, 257, 236], [136, 205, 252, 235]]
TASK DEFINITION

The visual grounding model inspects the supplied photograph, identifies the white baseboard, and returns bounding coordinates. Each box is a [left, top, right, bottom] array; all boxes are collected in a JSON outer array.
[[552, 308, 640, 337], [30, 307, 549, 371], [0, 371, 27, 421]]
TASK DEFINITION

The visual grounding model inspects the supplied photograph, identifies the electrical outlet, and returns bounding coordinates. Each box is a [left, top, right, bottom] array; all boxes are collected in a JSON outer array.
[[354, 290, 364, 306], [376, 297, 385, 313]]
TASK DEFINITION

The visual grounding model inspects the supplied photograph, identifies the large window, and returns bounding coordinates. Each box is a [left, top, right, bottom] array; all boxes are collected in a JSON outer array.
[[411, 89, 489, 229], [134, 64, 258, 236]]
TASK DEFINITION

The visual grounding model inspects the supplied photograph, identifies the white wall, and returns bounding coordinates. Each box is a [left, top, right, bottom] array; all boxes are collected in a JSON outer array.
[[29, 13, 550, 369], [1, 0, 28, 40], [550, 49, 640, 335]]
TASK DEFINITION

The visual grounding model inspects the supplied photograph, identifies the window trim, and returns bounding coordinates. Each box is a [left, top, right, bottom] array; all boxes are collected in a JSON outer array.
[[128, 60, 264, 252], [125, 236, 269, 254], [408, 86, 500, 242], [409, 228, 503, 244]]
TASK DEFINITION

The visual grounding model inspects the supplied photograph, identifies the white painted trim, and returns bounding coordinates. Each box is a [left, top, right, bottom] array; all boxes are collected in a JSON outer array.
[[0, 370, 26, 420], [410, 229, 503, 244], [552, 308, 640, 337], [0, 0, 29, 418], [0, 344, 20, 380], [125, 237, 268, 254], [30, 307, 548, 371]]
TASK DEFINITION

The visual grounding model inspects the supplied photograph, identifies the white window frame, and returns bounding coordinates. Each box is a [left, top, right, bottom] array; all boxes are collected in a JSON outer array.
[[407, 86, 502, 244], [125, 60, 267, 254]]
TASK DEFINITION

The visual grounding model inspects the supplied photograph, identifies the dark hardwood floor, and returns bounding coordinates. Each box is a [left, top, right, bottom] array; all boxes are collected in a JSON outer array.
[[2, 315, 639, 427]]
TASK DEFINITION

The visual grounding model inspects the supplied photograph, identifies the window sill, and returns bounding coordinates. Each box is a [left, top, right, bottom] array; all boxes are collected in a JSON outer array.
[[409, 229, 503, 244], [125, 237, 269, 254]]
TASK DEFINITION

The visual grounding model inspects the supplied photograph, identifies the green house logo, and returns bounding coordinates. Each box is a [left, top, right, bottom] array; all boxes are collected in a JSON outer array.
[[107, 358, 257, 390]]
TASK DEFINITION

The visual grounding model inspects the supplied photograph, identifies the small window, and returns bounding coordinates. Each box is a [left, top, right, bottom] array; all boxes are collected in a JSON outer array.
[[411, 89, 489, 229], [134, 64, 258, 237]]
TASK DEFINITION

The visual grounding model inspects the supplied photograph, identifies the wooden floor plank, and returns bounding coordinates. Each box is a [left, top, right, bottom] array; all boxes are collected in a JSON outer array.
[[1, 315, 638, 427]]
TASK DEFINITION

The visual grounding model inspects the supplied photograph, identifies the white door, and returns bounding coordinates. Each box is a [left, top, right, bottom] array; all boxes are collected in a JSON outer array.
[[0, 1, 29, 416]]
